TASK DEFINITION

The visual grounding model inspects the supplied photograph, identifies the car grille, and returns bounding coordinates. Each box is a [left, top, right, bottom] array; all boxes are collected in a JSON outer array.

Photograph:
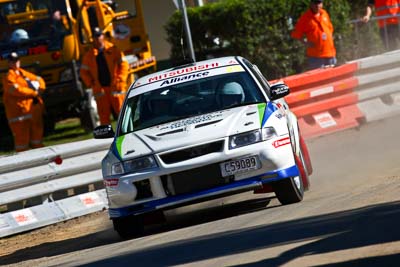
[[160, 140, 224, 164], [161, 163, 234, 196]]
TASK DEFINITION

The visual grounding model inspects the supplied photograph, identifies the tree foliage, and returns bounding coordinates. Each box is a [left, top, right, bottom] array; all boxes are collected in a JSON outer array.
[[165, 0, 384, 79]]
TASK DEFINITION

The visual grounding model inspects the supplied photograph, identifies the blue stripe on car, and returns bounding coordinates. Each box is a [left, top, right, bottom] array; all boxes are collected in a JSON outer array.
[[109, 164, 299, 218], [261, 102, 279, 127]]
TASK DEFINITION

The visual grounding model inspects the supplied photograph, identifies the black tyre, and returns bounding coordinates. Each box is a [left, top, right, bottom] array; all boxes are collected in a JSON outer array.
[[273, 147, 305, 205], [112, 215, 144, 239]]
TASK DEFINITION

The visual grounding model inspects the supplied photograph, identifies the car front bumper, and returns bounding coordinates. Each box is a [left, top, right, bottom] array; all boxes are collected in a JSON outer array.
[[104, 135, 298, 218]]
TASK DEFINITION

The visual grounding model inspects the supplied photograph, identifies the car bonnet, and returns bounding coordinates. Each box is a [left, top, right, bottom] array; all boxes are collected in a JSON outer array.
[[113, 103, 268, 160]]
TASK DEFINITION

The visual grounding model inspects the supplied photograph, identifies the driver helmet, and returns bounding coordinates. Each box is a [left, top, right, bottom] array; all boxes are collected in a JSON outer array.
[[10, 29, 29, 43], [216, 81, 245, 107]]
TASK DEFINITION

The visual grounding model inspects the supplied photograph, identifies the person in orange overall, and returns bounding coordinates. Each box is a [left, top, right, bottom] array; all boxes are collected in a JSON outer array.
[[2, 52, 46, 152], [362, 0, 400, 50], [291, 0, 337, 70], [80, 27, 129, 125]]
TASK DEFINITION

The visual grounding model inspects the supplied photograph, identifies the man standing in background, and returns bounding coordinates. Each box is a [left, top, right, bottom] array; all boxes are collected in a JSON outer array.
[[2, 52, 46, 152], [291, 0, 337, 70], [362, 0, 400, 50], [80, 27, 129, 125]]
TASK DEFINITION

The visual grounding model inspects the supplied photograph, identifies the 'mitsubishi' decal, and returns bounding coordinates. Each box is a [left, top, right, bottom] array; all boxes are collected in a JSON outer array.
[[146, 58, 240, 84], [272, 137, 290, 148], [169, 112, 223, 130], [149, 63, 219, 83]]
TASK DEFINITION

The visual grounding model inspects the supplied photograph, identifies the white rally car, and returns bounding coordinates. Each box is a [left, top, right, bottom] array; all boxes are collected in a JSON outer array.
[[94, 56, 313, 238]]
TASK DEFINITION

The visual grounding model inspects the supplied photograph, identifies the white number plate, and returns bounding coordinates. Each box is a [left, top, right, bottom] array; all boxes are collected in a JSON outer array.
[[220, 156, 261, 177]]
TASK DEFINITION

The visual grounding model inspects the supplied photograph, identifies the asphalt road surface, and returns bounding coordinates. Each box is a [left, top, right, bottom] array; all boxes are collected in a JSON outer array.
[[2, 115, 400, 267]]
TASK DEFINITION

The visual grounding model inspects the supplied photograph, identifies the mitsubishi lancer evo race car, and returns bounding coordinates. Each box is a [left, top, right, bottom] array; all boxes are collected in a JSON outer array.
[[94, 56, 313, 238]]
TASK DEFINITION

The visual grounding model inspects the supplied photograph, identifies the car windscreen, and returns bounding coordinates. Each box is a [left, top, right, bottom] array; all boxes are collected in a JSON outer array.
[[118, 72, 266, 136]]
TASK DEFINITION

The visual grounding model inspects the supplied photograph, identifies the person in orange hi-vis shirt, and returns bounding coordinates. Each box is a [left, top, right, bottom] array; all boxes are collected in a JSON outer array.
[[80, 27, 129, 125], [291, 0, 337, 70], [362, 0, 400, 50], [2, 52, 46, 152]]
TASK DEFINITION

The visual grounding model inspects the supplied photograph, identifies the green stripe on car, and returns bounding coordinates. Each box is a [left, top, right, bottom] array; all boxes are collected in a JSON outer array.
[[257, 103, 266, 127], [116, 135, 125, 157]]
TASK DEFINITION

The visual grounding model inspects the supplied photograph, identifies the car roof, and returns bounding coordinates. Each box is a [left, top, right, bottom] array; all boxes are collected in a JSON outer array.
[[127, 56, 245, 97]]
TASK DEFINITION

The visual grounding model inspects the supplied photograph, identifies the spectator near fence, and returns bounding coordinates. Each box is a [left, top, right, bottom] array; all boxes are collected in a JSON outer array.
[[2, 52, 46, 152], [80, 27, 129, 125], [362, 0, 400, 50], [291, 0, 337, 70]]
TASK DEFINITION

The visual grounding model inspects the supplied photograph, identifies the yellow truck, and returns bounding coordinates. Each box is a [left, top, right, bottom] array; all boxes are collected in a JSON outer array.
[[0, 0, 156, 150]]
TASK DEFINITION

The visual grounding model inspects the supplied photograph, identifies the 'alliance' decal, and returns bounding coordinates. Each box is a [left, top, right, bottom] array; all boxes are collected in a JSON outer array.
[[160, 71, 209, 86]]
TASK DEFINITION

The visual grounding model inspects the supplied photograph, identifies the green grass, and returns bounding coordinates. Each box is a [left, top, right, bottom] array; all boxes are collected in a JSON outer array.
[[43, 118, 93, 146], [44, 118, 118, 146], [0, 118, 117, 155]]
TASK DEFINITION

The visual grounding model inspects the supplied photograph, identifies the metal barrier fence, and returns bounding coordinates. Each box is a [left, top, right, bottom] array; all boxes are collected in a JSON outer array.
[[1, 50, 400, 238], [0, 139, 111, 237], [272, 49, 400, 139]]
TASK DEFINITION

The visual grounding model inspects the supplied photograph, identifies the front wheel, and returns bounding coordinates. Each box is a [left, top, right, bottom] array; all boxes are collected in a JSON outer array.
[[273, 148, 306, 205], [273, 176, 304, 205], [112, 215, 144, 240]]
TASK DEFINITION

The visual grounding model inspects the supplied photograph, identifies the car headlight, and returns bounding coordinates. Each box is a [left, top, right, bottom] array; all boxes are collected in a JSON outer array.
[[124, 156, 158, 173], [111, 156, 158, 175], [229, 127, 277, 150], [262, 127, 277, 140], [229, 130, 262, 149], [111, 162, 124, 175]]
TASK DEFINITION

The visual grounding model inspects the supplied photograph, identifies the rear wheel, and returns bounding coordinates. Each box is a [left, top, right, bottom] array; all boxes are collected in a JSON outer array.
[[112, 215, 144, 239]]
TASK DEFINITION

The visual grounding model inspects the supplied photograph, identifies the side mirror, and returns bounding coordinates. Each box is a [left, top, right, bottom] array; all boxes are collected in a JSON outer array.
[[93, 125, 115, 139], [270, 83, 290, 100]]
